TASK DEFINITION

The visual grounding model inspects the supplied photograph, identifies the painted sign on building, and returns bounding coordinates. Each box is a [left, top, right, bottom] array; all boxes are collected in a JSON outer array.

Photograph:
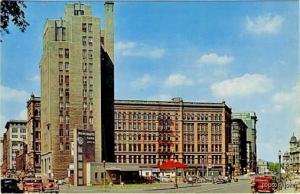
[[74, 129, 95, 186]]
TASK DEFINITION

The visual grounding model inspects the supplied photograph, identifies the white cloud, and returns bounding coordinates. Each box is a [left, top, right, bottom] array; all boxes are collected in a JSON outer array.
[[131, 74, 152, 88], [211, 74, 273, 98], [164, 73, 194, 87], [0, 85, 29, 103], [272, 84, 300, 112], [246, 14, 284, 34], [197, 53, 234, 65], [116, 41, 165, 59]]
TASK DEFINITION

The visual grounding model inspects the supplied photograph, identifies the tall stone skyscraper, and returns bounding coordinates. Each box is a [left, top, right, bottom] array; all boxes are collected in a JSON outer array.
[[40, 2, 114, 179], [232, 112, 257, 173]]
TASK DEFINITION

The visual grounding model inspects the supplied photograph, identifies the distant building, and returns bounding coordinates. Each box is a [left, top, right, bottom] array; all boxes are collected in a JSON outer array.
[[257, 159, 269, 174], [40, 2, 115, 179], [0, 136, 4, 176], [230, 118, 247, 175], [289, 133, 300, 172], [26, 94, 41, 175], [114, 98, 232, 176], [2, 120, 27, 176], [232, 112, 257, 172], [282, 151, 290, 170]]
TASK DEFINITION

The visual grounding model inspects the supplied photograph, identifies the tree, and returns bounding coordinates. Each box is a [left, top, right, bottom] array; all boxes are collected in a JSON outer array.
[[0, 0, 29, 34], [268, 162, 280, 173]]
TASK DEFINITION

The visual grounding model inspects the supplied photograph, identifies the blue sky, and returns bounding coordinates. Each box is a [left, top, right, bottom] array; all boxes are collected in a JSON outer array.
[[0, 1, 299, 162]]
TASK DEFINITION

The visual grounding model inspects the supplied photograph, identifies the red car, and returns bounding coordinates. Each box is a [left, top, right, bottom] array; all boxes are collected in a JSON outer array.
[[23, 177, 43, 193], [43, 178, 59, 193], [254, 176, 277, 193]]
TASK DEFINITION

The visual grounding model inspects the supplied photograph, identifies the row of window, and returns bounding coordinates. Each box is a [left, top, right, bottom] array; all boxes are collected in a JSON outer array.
[[82, 49, 93, 59], [116, 155, 157, 164], [114, 143, 222, 153], [58, 48, 69, 58], [82, 36, 93, 46], [115, 112, 223, 121], [82, 23, 92, 33], [11, 128, 26, 133], [115, 155, 223, 165]]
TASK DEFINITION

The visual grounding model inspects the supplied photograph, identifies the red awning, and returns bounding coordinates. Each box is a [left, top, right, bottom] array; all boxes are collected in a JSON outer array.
[[157, 160, 188, 170]]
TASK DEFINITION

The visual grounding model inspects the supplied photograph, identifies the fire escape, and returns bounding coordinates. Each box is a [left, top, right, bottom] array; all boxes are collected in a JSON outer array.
[[157, 114, 175, 162]]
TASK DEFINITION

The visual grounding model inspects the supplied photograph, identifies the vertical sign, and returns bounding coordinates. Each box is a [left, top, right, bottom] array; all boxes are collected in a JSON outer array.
[[74, 129, 95, 186]]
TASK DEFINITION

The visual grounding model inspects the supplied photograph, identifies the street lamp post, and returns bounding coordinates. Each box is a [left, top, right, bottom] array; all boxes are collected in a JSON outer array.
[[278, 150, 282, 189]]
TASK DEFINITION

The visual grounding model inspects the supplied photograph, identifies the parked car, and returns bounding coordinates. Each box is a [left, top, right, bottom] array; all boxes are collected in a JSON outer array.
[[160, 176, 172, 183], [43, 178, 59, 193], [1, 178, 22, 193], [214, 177, 227, 184], [184, 176, 198, 184], [23, 177, 43, 193]]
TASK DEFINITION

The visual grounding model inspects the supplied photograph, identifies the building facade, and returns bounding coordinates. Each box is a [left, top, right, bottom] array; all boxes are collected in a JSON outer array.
[[40, 2, 114, 179], [114, 98, 232, 176], [26, 94, 41, 175], [232, 112, 257, 172], [0, 136, 4, 176], [289, 133, 300, 172], [230, 118, 247, 175], [2, 120, 27, 176], [257, 159, 269, 174]]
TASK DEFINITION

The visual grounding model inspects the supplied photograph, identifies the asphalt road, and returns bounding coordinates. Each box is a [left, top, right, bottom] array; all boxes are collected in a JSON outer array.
[[61, 179, 251, 193]]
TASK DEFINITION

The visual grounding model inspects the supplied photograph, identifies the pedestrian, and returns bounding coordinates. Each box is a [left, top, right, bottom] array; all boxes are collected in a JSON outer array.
[[250, 178, 256, 194]]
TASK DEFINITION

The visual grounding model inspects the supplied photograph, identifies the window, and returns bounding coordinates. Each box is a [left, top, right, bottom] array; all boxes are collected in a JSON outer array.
[[82, 49, 87, 59], [82, 23, 87, 32], [89, 90, 93, 98], [59, 62, 63, 71], [65, 48, 69, 58], [12, 128, 18, 133], [88, 50, 93, 59], [89, 117, 93, 124], [80, 63, 86, 72], [59, 88, 63, 97], [65, 75, 69, 86], [82, 36, 87, 46], [89, 76, 93, 86], [88, 37, 93, 46], [58, 48, 64, 58], [88, 23, 92, 32], [89, 63, 93, 72], [83, 89, 87, 98], [65, 88, 69, 98], [65, 62, 69, 71], [83, 76, 87, 85]]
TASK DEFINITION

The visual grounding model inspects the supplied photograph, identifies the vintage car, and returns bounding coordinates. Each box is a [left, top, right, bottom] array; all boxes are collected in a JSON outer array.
[[23, 177, 43, 193], [254, 176, 278, 193], [1, 178, 22, 193], [43, 178, 59, 193]]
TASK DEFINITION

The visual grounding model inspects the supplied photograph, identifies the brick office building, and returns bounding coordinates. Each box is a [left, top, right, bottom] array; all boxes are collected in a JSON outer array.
[[114, 98, 232, 176], [26, 94, 41, 175]]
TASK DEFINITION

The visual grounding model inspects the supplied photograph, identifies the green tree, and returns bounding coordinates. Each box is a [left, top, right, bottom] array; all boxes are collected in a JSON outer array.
[[1, 0, 29, 34], [268, 162, 280, 173]]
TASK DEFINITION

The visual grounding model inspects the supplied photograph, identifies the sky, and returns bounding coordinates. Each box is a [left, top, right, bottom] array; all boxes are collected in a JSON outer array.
[[0, 0, 299, 162]]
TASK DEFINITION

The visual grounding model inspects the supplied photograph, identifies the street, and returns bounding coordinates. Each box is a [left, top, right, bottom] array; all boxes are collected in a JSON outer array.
[[60, 179, 251, 193]]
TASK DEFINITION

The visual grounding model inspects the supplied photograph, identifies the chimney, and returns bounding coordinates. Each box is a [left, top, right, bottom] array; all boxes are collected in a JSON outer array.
[[104, 1, 114, 62]]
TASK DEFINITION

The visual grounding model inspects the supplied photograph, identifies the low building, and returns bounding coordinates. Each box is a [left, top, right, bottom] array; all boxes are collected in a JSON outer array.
[[3, 120, 27, 176], [257, 159, 269, 174], [114, 97, 232, 176]]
